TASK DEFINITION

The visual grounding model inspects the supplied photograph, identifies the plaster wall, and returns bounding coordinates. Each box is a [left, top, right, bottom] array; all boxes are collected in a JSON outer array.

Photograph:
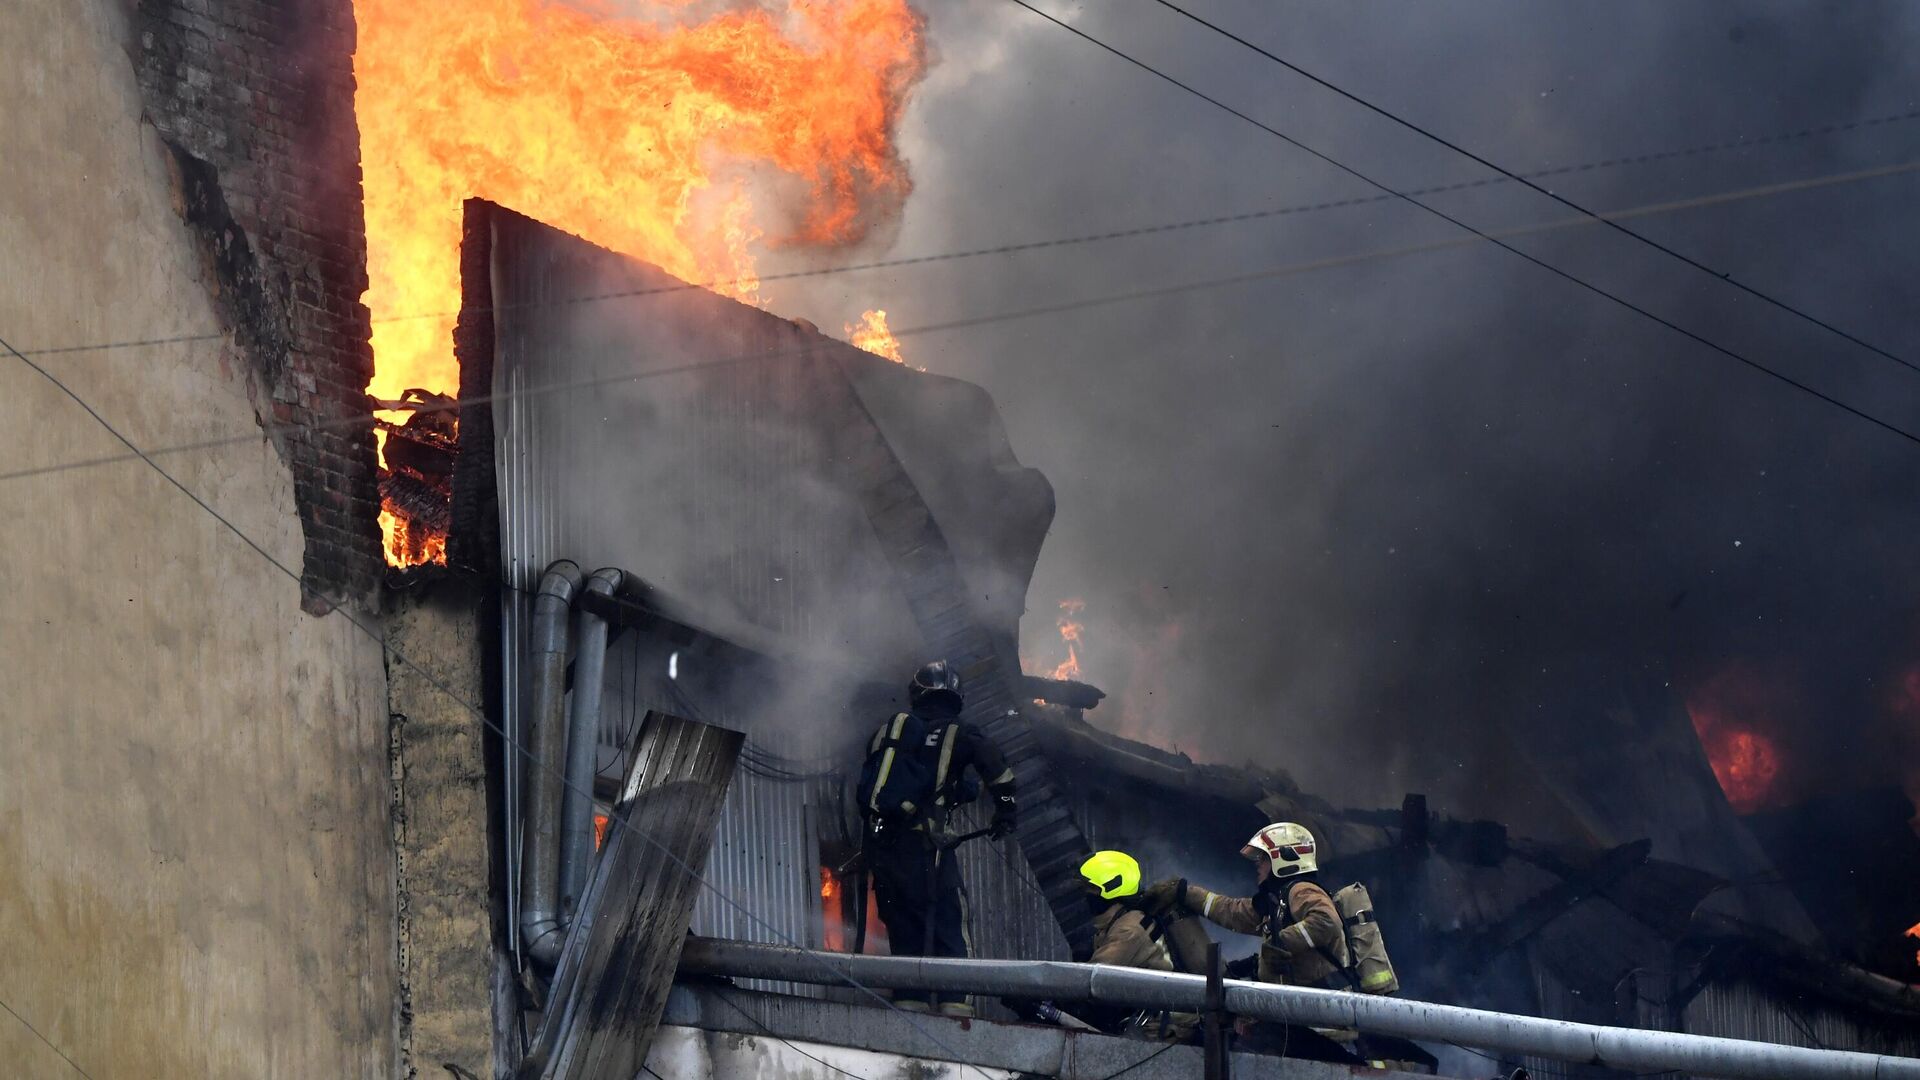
[[0, 3, 398, 1076]]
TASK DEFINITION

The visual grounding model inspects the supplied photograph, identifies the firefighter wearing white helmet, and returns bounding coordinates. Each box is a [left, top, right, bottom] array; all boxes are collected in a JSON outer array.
[[1163, 822, 1350, 988]]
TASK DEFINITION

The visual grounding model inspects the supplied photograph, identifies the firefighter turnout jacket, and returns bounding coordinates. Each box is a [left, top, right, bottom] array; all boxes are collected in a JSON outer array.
[[1089, 903, 1200, 1041], [1090, 904, 1175, 969], [862, 709, 1016, 829], [1184, 878, 1350, 987]]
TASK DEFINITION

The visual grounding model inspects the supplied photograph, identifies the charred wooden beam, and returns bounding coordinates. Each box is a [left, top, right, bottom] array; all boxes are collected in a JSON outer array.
[[1021, 675, 1107, 711], [519, 711, 742, 1080], [379, 470, 452, 533]]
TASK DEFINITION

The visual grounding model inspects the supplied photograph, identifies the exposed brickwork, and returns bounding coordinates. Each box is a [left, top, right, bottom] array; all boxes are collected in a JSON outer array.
[[133, 0, 383, 610], [449, 198, 500, 579]]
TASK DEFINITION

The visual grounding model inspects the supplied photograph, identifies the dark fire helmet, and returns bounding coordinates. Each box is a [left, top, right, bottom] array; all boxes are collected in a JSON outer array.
[[909, 659, 963, 709]]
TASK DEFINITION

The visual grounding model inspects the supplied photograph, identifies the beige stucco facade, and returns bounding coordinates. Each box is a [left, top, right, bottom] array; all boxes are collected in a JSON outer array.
[[0, 2, 399, 1076]]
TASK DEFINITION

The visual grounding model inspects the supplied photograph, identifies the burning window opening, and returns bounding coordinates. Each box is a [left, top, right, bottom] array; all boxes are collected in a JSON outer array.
[[820, 865, 888, 954], [375, 389, 456, 568], [352, 0, 929, 567]]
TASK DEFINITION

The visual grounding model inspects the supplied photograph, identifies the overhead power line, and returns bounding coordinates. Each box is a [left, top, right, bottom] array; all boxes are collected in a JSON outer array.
[[1145, 0, 1920, 379], [3, 155, 1915, 489], [13, 106, 1920, 364], [0, 994, 95, 1080], [1002, 0, 1920, 450]]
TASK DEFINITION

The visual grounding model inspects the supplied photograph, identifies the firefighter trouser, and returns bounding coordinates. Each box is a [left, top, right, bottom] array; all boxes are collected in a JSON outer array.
[[869, 836, 969, 1005]]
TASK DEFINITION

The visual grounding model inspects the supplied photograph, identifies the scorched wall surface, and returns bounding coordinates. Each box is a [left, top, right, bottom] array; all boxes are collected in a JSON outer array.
[[0, 3, 397, 1077]]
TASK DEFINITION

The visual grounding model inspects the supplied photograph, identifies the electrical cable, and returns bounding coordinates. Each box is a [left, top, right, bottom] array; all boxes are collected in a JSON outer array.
[[5, 152, 1916, 489], [13, 104, 1920, 366], [1146, 0, 1920, 380], [1001, 0, 1920, 451], [0, 993, 95, 1080], [0, 331, 996, 1077]]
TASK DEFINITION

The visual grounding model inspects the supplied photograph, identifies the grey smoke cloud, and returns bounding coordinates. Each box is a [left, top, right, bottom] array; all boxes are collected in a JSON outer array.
[[764, 0, 1920, 823]]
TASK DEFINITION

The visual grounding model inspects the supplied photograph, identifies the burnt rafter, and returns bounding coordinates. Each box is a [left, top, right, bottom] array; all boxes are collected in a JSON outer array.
[[377, 388, 460, 481], [1431, 838, 1656, 988]]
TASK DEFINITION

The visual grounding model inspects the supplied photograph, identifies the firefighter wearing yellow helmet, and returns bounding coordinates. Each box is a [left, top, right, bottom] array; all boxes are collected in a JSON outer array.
[[1165, 822, 1350, 988], [1079, 850, 1201, 1041]]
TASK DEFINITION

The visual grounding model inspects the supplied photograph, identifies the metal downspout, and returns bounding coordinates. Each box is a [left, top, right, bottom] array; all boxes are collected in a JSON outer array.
[[519, 559, 584, 967], [558, 566, 624, 920]]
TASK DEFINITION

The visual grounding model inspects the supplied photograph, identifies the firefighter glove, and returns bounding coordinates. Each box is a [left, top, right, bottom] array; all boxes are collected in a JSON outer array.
[[1140, 877, 1187, 916], [988, 792, 1018, 837]]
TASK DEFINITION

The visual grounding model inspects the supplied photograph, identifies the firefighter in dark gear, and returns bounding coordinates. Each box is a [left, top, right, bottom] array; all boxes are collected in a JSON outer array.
[[856, 660, 1017, 1016], [1080, 850, 1201, 1041]]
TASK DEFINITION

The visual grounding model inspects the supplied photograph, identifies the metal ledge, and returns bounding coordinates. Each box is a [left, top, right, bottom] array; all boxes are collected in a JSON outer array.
[[664, 983, 1430, 1080]]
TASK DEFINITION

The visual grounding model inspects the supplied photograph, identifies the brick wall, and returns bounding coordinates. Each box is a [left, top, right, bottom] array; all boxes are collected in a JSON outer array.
[[132, 0, 383, 611]]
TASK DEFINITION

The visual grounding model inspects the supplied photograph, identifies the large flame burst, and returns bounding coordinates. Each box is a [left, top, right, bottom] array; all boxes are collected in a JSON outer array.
[[353, 0, 927, 565]]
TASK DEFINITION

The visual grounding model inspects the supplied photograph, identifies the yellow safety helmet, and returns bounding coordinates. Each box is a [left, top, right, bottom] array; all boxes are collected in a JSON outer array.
[[1243, 822, 1318, 878], [1079, 850, 1143, 900]]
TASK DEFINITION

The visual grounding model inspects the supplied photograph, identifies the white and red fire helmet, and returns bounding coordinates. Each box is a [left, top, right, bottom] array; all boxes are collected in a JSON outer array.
[[1242, 822, 1318, 878]]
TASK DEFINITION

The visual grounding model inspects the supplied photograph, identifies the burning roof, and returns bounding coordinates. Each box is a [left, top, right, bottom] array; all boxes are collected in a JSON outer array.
[[352, 0, 930, 567], [449, 200, 1052, 668]]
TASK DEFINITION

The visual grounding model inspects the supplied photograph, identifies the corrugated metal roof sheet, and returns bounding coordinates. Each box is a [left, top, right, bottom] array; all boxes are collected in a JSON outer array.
[[1685, 979, 1920, 1065]]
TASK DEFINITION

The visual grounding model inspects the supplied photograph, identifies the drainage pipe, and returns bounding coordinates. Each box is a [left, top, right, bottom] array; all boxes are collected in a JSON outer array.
[[518, 559, 584, 967], [558, 566, 624, 919], [678, 938, 1920, 1080]]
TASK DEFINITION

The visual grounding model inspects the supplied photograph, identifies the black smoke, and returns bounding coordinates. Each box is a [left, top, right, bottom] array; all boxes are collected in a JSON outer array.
[[767, 0, 1920, 827]]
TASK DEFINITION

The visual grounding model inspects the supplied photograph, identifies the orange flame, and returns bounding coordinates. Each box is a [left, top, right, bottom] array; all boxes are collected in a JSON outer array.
[[1906, 922, 1920, 969], [353, 0, 927, 565], [820, 867, 844, 951], [847, 308, 911, 365], [1707, 729, 1780, 813], [1686, 666, 1786, 813], [379, 507, 447, 568], [1049, 599, 1086, 681]]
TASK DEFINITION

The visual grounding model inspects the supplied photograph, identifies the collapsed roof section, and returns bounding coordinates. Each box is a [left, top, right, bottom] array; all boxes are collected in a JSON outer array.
[[449, 200, 1097, 954]]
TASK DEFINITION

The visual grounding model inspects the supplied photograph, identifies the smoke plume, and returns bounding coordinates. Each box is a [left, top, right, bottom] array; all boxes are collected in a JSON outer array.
[[769, 0, 1920, 828]]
